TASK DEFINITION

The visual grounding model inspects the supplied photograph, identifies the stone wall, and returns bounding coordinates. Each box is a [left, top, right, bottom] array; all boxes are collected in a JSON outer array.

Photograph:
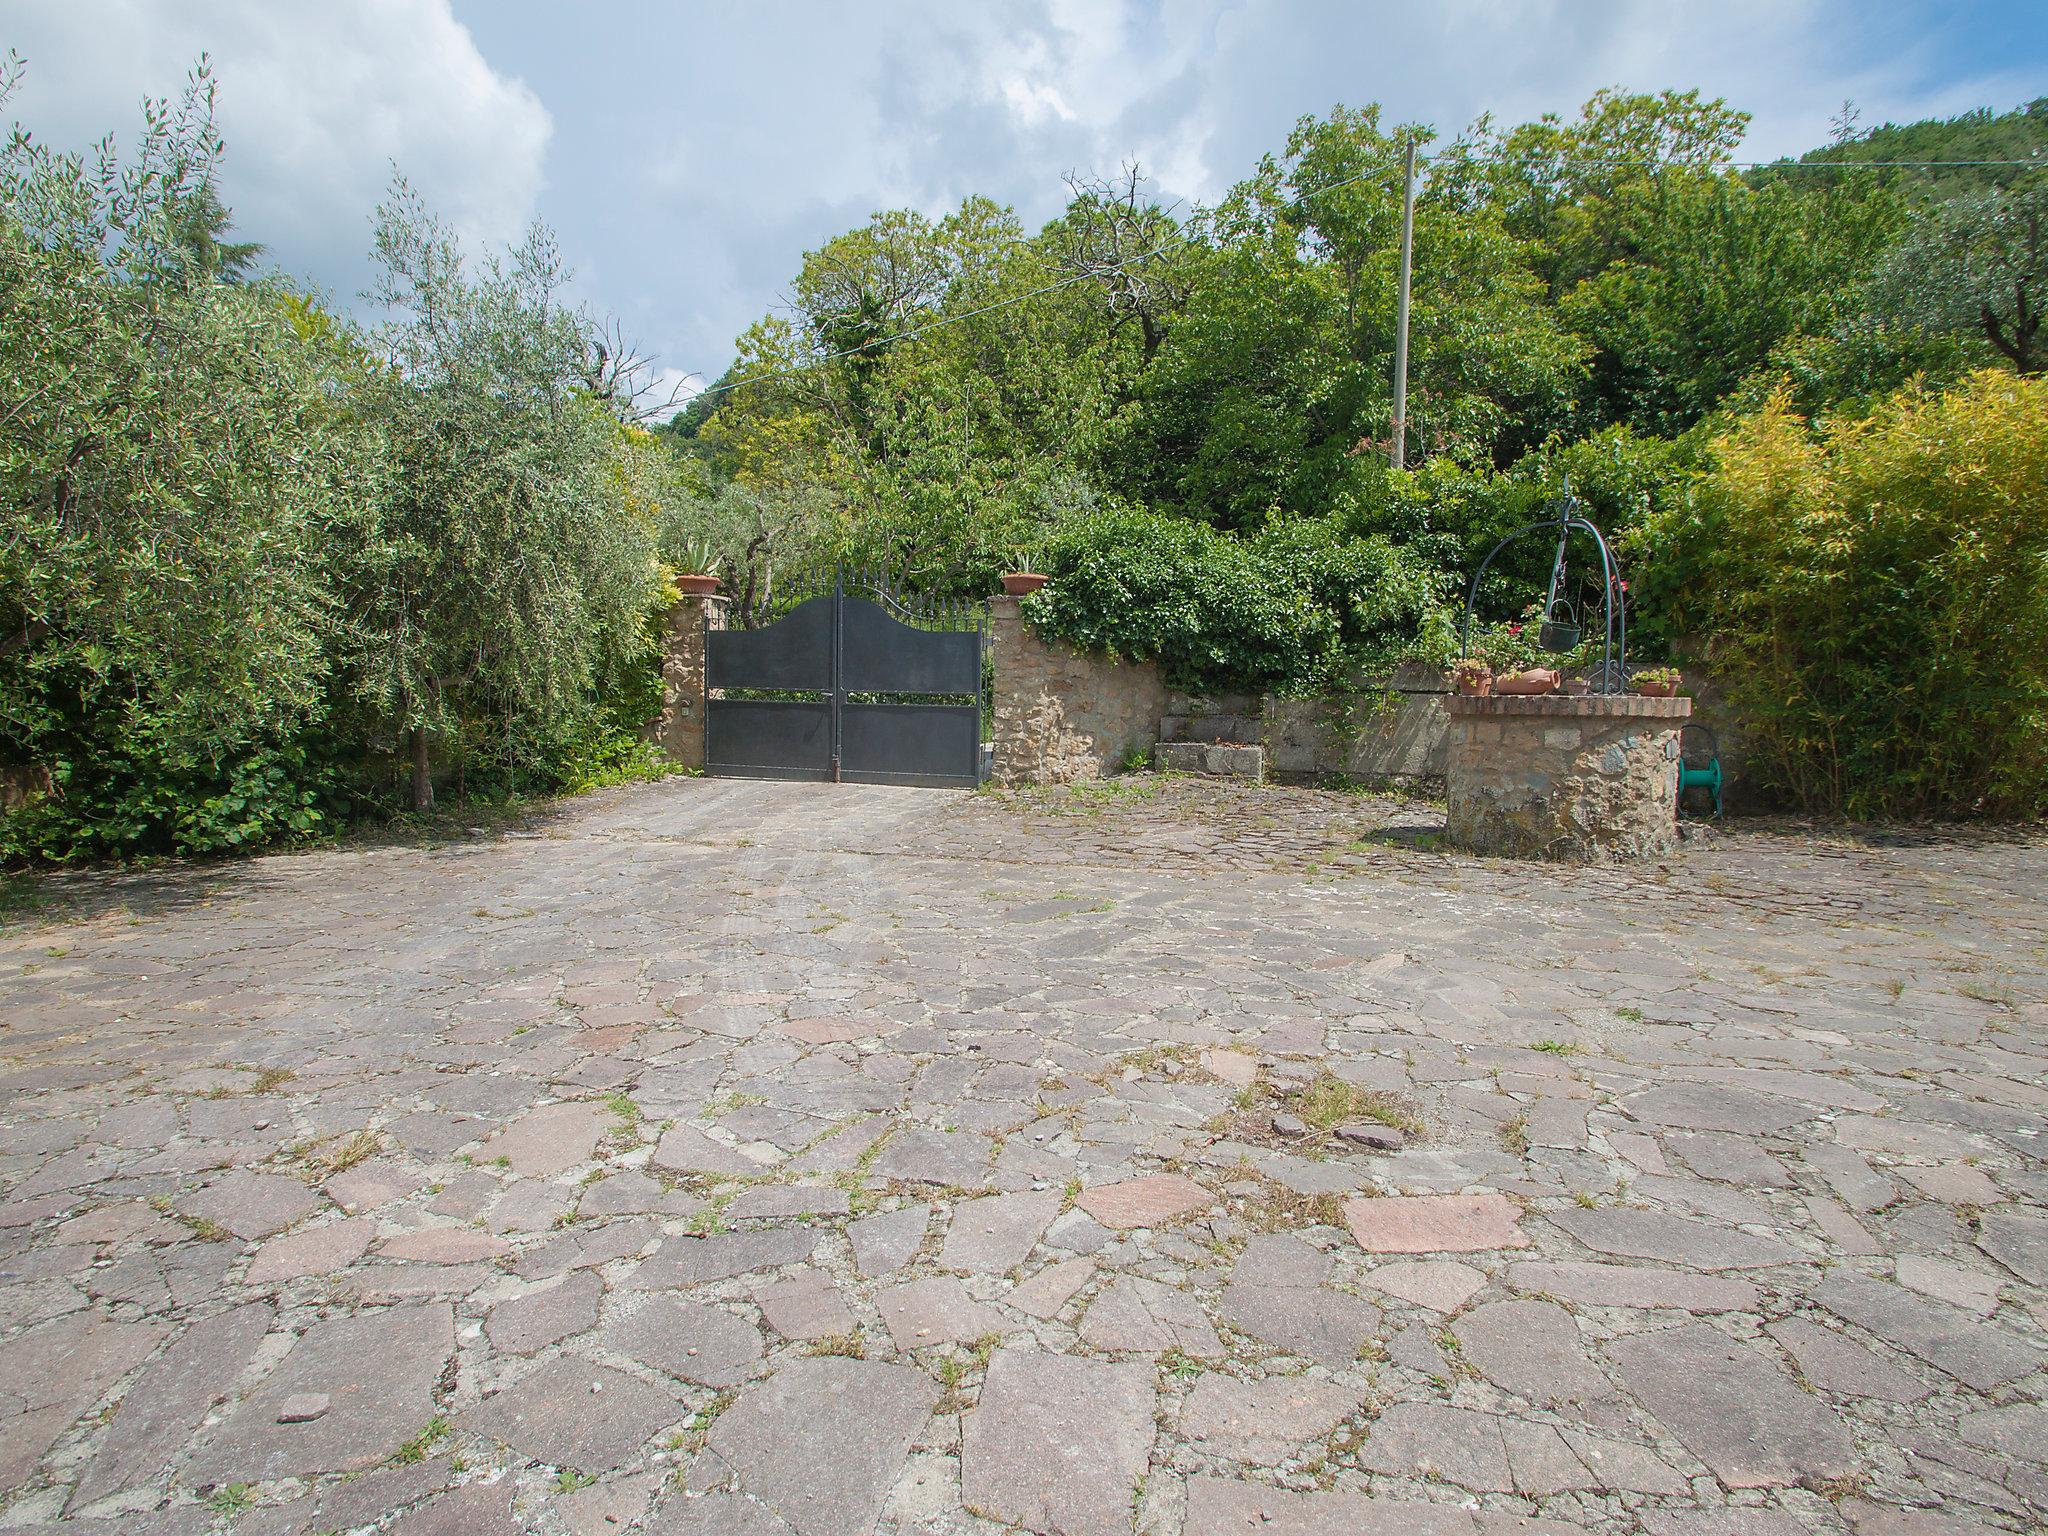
[[1161, 661, 1452, 786], [1445, 694, 1690, 862], [652, 594, 725, 771], [989, 596, 1167, 787]]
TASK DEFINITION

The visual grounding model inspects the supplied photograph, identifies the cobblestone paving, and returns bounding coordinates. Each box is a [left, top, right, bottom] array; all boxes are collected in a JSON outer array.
[[2, 774, 2044, 1536]]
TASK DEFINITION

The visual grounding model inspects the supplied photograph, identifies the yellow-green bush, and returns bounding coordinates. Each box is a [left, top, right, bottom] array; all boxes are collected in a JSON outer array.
[[1638, 370, 2048, 818]]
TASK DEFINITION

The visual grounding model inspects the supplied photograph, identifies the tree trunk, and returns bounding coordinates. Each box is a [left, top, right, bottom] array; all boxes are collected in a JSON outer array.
[[410, 727, 433, 813]]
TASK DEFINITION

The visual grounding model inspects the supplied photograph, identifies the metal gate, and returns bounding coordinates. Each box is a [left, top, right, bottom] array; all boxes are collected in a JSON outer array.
[[705, 573, 988, 788]]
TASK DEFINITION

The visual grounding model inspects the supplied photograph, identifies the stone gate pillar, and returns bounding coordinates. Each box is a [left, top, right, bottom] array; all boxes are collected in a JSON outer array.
[[654, 593, 726, 770], [1445, 694, 1691, 861]]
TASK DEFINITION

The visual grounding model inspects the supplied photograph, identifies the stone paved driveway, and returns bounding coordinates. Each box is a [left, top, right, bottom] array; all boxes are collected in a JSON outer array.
[[1, 775, 2044, 1536]]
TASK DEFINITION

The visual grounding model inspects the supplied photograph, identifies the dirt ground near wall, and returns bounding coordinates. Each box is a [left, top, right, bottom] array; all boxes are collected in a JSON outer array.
[[0, 774, 2044, 1535]]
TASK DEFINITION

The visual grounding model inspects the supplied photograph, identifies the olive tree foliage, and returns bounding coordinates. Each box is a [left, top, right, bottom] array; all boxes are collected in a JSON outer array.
[[0, 55, 371, 854], [1873, 173, 2047, 374], [351, 179, 666, 808]]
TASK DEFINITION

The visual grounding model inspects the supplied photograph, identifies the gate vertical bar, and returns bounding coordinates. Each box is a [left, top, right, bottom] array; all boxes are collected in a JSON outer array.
[[829, 570, 843, 782]]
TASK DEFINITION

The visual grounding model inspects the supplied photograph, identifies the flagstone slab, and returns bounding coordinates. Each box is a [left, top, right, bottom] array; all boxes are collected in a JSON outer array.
[[1547, 1208, 1799, 1270], [1363, 1259, 1487, 1312], [757, 1271, 854, 1341], [847, 1203, 929, 1277], [186, 1171, 321, 1241], [390, 1480, 521, 1536], [1636, 1509, 1810, 1536], [938, 1190, 1060, 1273], [1811, 1273, 2039, 1389], [603, 1297, 762, 1387], [1976, 1211, 2048, 1285], [724, 1184, 851, 1221], [1075, 1173, 1213, 1229], [1620, 1085, 1814, 1135], [644, 1490, 795, 1535], [486, 1269, 602, 1355], [692, 1358, 936, 1536], [1766, 1318, 1930, 1403], [188, 1303, 452, 1483], [1180, 1374, 1358, 1462], [1834, 1115, 1986, 1160], [962, 1349, 1153, 1536], [1451, 1298, 1612, 1405], [1006, 1257, 1095, 1319], [875, 1276, 1013, 1350], [1079, 1274, 1222, 1356], [628, 1229, 819, 1289], [1608, 1321, 1858, 1489], [480, 1101, 606, 1177], [1956, 1403, 2048, 1463], [1184, 1477, 1585, 1536], [650, 1125, 762, 1178], [463, 1357, 682, 1472], [245, 1217, 373, 1284], [71, 1303, 270, 1507], [1803, 1146, 1898, 1214], [376, 1227, 511, 1264], [1343, 1193, 1528, 1253], [1356, 1402, 1513, 1491], [870, 1128, 992, 1188], [1506, 1261, 1759, 1312]]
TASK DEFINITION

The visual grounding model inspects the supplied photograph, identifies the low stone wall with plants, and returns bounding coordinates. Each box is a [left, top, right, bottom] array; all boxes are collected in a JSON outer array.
[[1162, 661, 1453, 787], [989, 596, 1167, 787]]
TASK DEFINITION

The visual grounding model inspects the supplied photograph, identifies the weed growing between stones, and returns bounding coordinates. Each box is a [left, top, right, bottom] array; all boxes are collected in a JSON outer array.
[[388, 1415, 450, 1466]]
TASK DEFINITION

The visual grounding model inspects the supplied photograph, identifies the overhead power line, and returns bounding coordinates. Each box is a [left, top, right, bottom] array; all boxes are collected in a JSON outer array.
[[672, 152, 2041, 408]]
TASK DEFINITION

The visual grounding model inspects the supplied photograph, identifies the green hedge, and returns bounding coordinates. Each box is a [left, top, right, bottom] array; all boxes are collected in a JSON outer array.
[[1025, 507, 1455, 694]]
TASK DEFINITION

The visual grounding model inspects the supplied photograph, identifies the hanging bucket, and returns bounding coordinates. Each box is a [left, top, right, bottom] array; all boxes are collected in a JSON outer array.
[[1538, 599, 1580, 653]]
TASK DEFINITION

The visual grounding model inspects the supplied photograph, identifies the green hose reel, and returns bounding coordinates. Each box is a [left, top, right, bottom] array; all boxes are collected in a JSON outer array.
[[1678, 723, 1723, 818]]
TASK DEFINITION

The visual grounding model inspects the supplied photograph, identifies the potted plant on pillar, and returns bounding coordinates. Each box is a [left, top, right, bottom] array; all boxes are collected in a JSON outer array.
[[999, 543, 1049, 597], [1449, 657, 1492, 696], [1631, 665, 1682, 698], [674, 536, 722, 597]]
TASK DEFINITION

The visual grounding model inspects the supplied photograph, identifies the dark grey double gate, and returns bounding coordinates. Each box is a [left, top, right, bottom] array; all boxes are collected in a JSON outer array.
[[705, 574, 988, 788]]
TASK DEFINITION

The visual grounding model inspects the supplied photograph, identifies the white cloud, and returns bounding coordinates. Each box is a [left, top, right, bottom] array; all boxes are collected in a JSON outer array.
[[5, 0, 550, 304], [7, 0, 2035, 388]]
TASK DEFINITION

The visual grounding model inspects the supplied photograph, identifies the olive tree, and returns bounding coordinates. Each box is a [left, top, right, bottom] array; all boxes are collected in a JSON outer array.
[[1874, 174, 2047, 374], [348, 180, 665, 809]]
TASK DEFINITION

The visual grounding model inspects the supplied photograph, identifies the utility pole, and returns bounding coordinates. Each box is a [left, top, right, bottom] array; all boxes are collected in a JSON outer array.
[[1390, 136, 1417, 470]]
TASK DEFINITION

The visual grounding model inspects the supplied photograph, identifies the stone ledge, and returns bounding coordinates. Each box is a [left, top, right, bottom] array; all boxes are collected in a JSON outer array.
[[1156, 742, 1265, 782], [1446, 694, 1691, 720]]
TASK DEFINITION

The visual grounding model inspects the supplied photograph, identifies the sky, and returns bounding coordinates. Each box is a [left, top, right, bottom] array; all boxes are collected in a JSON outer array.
[[7, 1, 2043, 414]]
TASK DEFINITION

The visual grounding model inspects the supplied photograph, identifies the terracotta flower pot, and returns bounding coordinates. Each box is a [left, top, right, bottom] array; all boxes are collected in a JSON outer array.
[[675, 573, 721, 596], [1633, 678, 1679, 698], [1000, 572, 1050, 596], [1451, 666, 1491, 696], [1564, 677, 1591, 697], [1493, 668, 1560, 696]]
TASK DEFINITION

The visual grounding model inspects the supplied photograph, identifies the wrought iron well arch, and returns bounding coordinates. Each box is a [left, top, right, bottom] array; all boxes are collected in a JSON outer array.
[[1458, 480, 1627, 692]]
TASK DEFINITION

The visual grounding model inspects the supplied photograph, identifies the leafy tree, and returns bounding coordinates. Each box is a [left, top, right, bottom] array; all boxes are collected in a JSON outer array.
[[1559, 170, 1903, 431], [167, 173, 263, 280], [1768, 98, 2048, 201], [1103, 106, 1584, 527], [0, 56, 367, 857], [348, 179, 665, 810], [1872, 173, 2047, 374]]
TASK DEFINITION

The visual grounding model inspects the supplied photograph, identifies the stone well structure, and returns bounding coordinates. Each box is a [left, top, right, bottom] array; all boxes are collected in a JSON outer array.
[[1445, 694, 1691, 862]]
